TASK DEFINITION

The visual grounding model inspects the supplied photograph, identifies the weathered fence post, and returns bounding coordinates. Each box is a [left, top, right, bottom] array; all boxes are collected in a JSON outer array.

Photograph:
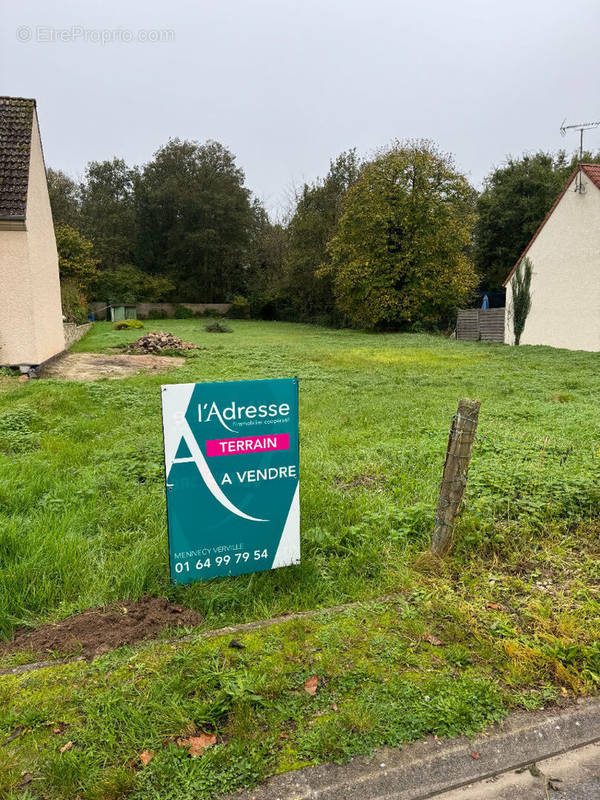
[[431, 398, 480, 557]]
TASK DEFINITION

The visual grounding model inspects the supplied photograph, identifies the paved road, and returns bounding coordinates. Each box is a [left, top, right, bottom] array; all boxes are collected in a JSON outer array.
[[438, 741, 600, 799], [561, 779, 600, 800]]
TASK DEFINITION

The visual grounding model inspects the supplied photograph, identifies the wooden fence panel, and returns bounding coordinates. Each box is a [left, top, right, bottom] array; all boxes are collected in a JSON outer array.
[[457, 308, 505, 343], [479, 308, 505, 342], [456, 310, 480, 341]]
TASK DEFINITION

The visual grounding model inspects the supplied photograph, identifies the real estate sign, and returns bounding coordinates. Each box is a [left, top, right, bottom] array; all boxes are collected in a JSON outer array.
[[161, 378, 300, 584]]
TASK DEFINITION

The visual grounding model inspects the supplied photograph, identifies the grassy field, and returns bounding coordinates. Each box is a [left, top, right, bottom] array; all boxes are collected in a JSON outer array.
[[1, 320, 600, 798], [1, 320, 599, 639]]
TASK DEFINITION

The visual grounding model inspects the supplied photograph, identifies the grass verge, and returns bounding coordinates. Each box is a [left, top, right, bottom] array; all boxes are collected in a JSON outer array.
[[2, 517, 600, 798], [3, 565, 600, 800]]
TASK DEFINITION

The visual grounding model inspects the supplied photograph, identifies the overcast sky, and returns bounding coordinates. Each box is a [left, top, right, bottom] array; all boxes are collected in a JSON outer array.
[[2, 0, 599, 217]]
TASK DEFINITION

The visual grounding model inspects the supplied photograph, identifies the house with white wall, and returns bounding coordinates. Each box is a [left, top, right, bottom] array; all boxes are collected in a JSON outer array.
[[0, 96, 65, 369], [504, 163, 600, 352]]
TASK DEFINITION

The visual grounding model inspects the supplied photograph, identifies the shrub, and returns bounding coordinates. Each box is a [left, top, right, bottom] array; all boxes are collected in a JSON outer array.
[[113, 319, 144, 330], [193, 310, 206, 318], [91, 264, 174, 304], [205, 321, 232, 333], [226, 295, 251, 319], [148, 309, 169, 319], [174, 304, 194, 319], [202, 307, 223, 318], [55, 224, 99, 292]]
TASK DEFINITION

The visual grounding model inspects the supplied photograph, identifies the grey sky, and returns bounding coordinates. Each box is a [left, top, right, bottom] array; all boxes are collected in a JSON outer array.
[[2, 0, 600, 218]]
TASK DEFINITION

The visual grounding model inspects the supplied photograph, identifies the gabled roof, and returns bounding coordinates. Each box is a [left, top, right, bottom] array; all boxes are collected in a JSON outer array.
[[581, 163, 600, 190], [503, 163, 600, 286], [0, 96, 35, 220]]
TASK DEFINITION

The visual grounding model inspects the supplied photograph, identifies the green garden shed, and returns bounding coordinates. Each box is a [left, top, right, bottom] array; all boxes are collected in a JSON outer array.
[[108, 304, 137, 322]]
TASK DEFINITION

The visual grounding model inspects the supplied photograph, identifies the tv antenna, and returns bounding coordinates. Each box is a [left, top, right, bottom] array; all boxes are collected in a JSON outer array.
[[560, 119, 600, 192]]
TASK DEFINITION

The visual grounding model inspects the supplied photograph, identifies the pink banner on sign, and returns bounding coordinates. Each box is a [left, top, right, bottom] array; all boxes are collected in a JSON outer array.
[[206, 433, 290, 457]]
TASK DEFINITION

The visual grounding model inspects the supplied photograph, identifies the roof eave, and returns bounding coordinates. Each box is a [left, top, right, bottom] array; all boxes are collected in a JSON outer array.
[[0, 216, 27, 231]]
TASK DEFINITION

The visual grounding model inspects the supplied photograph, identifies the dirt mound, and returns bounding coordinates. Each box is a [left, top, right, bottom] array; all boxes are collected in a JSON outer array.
[[0, 597, 203, 660], [41, 352, 185, 381], [126, 330, 198, 354]]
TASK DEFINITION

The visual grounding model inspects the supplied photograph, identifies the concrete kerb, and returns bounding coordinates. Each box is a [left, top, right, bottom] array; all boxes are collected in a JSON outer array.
[[223, 697, 600, 800]]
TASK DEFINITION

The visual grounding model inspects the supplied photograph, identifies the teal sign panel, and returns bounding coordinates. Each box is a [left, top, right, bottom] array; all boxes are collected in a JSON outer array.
[[161, 378, 300, 584]]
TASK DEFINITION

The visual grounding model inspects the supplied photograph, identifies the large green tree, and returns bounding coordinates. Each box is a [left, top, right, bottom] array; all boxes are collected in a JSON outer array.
[[80, 158, 138, 271], [245, 202, 289, 317], [326, 141, 477, 330], [283, 150, 360, 321], [474, 150, 600, 290], [135, 139, 254, 302], [46, 168, 81, 228]]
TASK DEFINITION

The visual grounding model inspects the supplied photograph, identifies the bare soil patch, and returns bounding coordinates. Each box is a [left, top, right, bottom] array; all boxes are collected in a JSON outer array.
[[40, 351, 185, 381], [0, 597, 203, 659]]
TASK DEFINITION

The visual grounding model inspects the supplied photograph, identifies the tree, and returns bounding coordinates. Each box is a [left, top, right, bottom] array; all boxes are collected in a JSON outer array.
[[510, 256, 533, 346], [474, 150, 600, 290], [54, 223, 99, 292], [326, 141, 478, 330], [80, 158, 137, 270], [245, 202, 289, 317], [135, 139, 254, 302], [283, 150, 360, 321], [46, 168, 81, 228]]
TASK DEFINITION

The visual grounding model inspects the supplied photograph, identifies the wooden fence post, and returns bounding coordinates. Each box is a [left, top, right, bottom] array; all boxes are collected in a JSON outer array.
[[431, 398, 480, 557]]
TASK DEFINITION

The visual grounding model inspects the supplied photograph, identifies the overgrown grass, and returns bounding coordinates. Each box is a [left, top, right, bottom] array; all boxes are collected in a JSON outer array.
[[1, 320, 600, 798], [0, 320, 599, 640]]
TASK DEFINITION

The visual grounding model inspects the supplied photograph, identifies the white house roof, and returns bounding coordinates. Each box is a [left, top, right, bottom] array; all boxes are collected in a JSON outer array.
[[503, 163, 600, 286]]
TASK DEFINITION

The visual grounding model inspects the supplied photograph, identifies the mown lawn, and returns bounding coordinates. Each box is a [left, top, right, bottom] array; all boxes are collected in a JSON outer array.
[[1, 320, 600, 798]]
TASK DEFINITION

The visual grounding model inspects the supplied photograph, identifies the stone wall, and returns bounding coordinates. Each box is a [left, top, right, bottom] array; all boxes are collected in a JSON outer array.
[[63, 322, 92, 349], [89, 302, 231, 320]]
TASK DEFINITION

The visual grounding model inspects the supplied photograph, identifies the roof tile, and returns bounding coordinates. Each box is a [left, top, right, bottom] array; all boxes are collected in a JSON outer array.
[[581, 163, 600, 190], [0, 96, 35, 219]]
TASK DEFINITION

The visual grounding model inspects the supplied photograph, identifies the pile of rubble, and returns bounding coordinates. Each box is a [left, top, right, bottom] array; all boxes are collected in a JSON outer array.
[[126, 330, 198, 354]]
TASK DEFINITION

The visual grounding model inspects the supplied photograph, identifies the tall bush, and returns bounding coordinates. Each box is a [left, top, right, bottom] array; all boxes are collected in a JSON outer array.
[[55, 224, 99, 292], [511, 256, 533, 346], [92, 264, 174, 304]]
